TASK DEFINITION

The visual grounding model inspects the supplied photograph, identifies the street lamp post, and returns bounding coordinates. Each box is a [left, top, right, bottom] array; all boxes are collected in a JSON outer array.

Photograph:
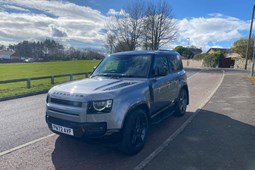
[[187, 38, 190, 47], [245, 5, 255, 70], [252, 43, 255, 76]]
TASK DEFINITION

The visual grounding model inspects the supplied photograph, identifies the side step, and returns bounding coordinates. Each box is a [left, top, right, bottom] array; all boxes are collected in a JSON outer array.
[[150, 109, 175, 126]]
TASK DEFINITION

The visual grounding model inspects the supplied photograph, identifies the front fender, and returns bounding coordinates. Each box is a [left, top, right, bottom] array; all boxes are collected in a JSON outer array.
[[110, 84, 150, 129]]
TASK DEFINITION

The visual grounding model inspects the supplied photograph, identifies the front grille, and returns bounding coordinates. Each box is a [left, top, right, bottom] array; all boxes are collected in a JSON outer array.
[[48, 108, 79, 116], [50, 98, 82, 107]]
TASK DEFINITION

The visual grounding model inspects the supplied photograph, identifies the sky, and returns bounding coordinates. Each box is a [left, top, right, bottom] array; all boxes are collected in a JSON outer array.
[[0, 0, 254, 52]]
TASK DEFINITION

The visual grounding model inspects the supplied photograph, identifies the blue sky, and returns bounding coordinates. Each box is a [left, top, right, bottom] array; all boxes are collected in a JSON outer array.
[[78, 0, 254, 20], [0, 0, 254, 52]]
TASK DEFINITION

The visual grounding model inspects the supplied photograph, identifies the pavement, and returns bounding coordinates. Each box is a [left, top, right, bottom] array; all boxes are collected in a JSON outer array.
[[142, 74, 255, 170]]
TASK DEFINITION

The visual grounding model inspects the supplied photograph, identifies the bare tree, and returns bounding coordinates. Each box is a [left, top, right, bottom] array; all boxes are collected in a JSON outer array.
[[105, 33, 116, 54], [114, 41, 130, 52], [143, 1, 177, 50], [106, 1, 145, 52]]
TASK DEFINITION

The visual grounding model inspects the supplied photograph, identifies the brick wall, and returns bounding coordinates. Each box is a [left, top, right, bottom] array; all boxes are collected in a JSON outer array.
[[234, 59, 252, 70]]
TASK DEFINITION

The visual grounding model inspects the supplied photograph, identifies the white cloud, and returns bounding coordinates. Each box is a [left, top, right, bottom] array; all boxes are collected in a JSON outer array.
[[107, 9, 127, 16], [175, 15, 250, 51], [208, 13, 223, 17], [0, 0, 108, 48], [3, 4, 30, 12]]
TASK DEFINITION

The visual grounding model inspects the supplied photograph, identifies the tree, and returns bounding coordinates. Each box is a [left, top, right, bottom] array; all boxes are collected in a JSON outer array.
[[114, 41, 130, 52], [0, 44, 5, 50], [231, 38, 254, 59], [107, 1, 145, 52], [174, 46, 193, 58], [105, 33, 116, 53], [143, 1, 177, 50], [106, 1, 177, 52]]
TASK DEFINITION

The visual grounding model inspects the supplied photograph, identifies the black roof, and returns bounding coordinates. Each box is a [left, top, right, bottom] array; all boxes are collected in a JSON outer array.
[[112, 50, 179, 56]]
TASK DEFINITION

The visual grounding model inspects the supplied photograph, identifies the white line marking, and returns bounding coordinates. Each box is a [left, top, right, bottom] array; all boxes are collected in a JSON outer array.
[[134, 71, 225, 170], [0, 134, 55, 157]]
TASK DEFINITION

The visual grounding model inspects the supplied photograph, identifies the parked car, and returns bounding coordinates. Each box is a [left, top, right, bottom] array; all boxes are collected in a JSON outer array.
[[24, 58, 35, 63], [45, 50, 189, 155]]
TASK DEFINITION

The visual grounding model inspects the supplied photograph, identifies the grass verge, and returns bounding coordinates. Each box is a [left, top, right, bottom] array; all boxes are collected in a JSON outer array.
[[0, 60, 100, 99]]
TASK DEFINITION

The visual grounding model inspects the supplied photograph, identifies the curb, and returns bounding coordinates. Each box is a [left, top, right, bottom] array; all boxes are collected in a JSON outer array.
[[0, 90, 48, 102]]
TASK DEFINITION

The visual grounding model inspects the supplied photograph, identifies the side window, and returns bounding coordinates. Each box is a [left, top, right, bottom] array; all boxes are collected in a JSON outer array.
[[168, 54, 183, 72], [178, 56, 183, 70], [152, 56, 169, 77]]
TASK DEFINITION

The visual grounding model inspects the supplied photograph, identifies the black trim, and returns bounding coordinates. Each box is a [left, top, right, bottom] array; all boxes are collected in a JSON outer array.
[[48, 108, 79, 116], [46, 116, 107, 138], [50, 98, 82, 107]]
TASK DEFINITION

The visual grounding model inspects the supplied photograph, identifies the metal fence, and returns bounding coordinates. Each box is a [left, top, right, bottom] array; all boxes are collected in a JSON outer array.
[[0, 72, 91, 89]]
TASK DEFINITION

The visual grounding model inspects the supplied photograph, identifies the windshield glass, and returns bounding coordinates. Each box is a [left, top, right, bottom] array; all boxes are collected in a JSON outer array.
[[92, 55, 152, 78]]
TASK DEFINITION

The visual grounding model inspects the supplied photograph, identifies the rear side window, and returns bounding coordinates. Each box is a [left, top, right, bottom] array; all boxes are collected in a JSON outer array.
[[152, 56, 170, 77], [168, 54, 183, 72]]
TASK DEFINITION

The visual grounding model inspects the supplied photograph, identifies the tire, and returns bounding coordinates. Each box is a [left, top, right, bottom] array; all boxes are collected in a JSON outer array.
[[174, 88, 188, 117], [118, 109, 148, 155]]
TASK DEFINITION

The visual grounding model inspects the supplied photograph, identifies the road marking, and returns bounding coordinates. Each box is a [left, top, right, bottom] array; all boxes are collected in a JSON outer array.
[[134, 71, 225, 170], [0, 134, 55, 157]]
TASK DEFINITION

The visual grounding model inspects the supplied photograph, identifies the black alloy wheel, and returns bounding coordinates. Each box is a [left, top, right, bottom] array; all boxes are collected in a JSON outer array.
[[119, 109, 148, 155], [174, 88, 188, 116]]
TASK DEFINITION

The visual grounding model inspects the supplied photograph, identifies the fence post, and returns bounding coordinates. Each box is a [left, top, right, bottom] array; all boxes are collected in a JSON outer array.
[[27, 78, 31, 88], [85, 73, 88, 78], [70, 74, 73, 81], [51, 76, 55, 84]]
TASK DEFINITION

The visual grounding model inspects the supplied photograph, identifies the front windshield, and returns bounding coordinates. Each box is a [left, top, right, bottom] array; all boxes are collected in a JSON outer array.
[[92, 55, 152, 78]]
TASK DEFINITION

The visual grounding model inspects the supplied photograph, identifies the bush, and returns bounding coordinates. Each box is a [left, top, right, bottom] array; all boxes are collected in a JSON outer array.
[[193, 54, 207, 60], [193, 51, 225, 67], [203, 51, 225, 67]]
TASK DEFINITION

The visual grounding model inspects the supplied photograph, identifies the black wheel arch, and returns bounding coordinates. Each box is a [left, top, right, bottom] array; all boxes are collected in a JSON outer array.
[[178, 80, 189, 105], [182, 85, 189, 105], [121, 102, 150, 129]]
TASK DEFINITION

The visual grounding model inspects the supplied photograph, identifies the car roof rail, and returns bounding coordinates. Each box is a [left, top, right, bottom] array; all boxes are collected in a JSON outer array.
[[157, 49, 175, 52]]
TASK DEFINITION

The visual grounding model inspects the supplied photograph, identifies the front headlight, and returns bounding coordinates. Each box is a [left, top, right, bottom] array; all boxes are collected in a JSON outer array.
[[88, 99, 113, 113]]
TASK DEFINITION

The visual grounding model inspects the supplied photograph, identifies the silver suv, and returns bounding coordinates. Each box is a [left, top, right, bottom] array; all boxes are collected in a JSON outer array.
[[46, 50, 189, 154]]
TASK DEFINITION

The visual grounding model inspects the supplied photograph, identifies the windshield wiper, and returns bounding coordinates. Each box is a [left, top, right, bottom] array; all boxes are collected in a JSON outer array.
[[91, 73, 122, 79]]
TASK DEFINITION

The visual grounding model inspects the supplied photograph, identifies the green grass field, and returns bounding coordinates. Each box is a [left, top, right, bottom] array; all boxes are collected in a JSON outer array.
[[0, 60, 100, 98]]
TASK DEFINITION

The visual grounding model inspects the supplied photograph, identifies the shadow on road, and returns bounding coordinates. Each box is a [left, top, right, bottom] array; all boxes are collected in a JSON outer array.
[[51, 108, 255, 170], [51, 111, 193, 170], [145, 109, 255, 170]]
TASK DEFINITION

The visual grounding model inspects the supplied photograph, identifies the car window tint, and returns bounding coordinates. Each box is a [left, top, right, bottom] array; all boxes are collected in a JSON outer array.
[[152, 56, 169, 77], [168, 54, 182, 72]]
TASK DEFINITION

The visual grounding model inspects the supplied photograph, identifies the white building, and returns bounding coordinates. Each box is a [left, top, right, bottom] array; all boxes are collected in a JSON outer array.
[[0, 50, 20, 60]]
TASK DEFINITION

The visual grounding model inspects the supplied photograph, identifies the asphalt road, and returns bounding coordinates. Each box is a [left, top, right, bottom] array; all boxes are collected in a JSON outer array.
[[0, 93, 50, 152], [0, 69, 197, 153], [0, 69, 225, 170]]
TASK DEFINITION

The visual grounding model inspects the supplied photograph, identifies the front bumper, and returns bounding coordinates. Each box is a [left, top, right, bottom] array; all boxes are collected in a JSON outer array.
[[46, 116, 107, 138]]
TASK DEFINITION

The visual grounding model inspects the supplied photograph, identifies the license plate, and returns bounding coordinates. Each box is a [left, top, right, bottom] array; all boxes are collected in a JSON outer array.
[[52, 124, 74, 136]]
